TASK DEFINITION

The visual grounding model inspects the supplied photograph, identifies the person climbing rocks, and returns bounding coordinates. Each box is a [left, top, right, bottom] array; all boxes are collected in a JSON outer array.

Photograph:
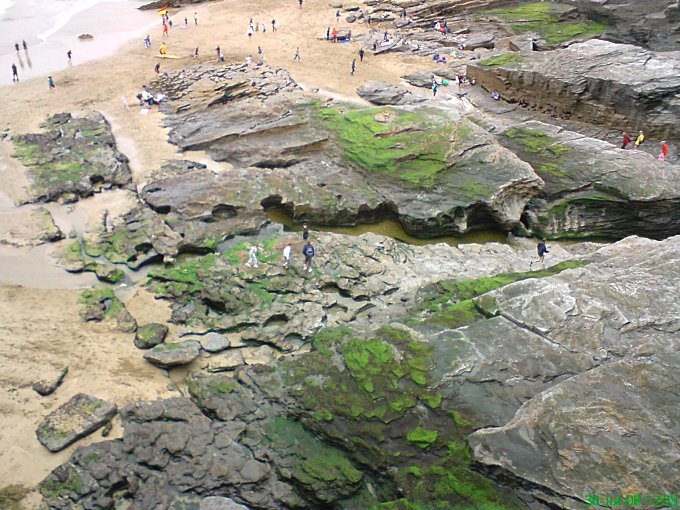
[[246, 244, 260, 268], [282, 243, 292, 269], [359, 48, 365, 62], [302, 223, 309, 240], [634, 130, 645, 149], [48, 76, 56, 92], [351, 58, 356, 75], [293, 47, 301, 61], [302, 242, 315, 272], [621, 131, 631, 149], [530, 239, 549, 268], [11, 63, 18, 82], [659, 140, 669, 161]]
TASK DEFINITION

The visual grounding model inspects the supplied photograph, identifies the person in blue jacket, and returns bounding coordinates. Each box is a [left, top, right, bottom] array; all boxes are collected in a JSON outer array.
[[302, 242, 315, 273]]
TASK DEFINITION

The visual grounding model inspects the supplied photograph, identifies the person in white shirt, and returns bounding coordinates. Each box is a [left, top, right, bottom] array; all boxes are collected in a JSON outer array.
[[282, 243, 292, 269], [246, 244, 259, 268]]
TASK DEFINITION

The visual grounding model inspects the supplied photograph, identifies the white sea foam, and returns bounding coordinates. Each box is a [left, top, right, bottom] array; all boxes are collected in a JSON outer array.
[[37, 0, 111, 42], [0, 0, 15, 18]]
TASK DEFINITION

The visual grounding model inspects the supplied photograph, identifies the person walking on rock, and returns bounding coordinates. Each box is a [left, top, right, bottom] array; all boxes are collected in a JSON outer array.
[[11, 63, 18, 82], [282, 242, 292, 269], [621, 131, 631, 149], [634, 130, 645, 150], [246, 244, 260, 268], [659, 140, 669, 161], [530, 239, 549, 268], [359, 48, 365, 62], [302, 242, 315, 273]]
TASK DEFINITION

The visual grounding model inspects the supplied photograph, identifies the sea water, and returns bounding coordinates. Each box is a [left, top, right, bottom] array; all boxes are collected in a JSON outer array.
[[0, 0, 158, 85]]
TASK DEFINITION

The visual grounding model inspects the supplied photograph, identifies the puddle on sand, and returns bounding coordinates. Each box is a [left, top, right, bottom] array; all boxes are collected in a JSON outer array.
[[265, 207, 509, 246]]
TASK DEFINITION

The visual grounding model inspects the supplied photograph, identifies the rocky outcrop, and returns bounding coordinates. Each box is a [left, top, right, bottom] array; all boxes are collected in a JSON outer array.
[[497, 120, 680, 239], [562, 0, 680, 51], [79, 287, 137, 333], [356, 80, 427, 105], [468, 40, 680, 139], [36, 394, 117, 452], [149, 64, 543, 239], [143, 340, 201, 367], [465, 235, 680, 507], [12, 112, 132, 203]]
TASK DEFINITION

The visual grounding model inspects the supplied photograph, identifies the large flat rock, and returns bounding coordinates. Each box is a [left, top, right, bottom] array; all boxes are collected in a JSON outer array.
[[468, 40, 680, 138], [148, 64, 543, 240], [36, 393, 117, 452]]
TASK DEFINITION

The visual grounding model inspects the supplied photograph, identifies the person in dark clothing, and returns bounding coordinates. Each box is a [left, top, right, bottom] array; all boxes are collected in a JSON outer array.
[[302, 223, 309, 240], [11, 63, 18, 82], [14, 42, 20, 53], [302, 242, 315, 272], [22, 40, 27, 51], [351, 58, 356, 75], [326, 27, 330, 40], [359, 48, 365, 61], [530, 239, 549, 268]]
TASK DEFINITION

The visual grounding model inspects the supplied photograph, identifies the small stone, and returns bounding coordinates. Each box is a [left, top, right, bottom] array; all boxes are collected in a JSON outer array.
[[200, 332, 231, 353], [33, 367, 68, 396]]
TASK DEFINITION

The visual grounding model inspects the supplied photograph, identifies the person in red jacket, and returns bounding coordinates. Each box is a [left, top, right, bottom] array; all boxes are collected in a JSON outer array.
[[659, 140, 668, 161], [621, 131, 631, 149]]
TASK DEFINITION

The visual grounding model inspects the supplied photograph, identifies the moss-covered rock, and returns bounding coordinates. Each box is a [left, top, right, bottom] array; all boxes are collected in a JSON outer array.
[[12, 112, 132, 203], [79, 287, 137, 332], [134, 323, 169, 349]]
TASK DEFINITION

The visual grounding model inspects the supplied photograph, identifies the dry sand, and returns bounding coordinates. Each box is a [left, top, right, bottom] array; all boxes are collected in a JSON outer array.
[[0, 0, 439, 506]]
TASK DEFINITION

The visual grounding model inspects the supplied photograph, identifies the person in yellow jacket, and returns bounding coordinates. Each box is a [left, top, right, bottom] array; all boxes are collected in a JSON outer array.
[[634, 130, 645, 149], [159, 42, 168, 57]]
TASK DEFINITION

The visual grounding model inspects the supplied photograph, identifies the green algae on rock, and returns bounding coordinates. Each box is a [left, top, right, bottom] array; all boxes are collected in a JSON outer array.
[[12, 112, 132, 203], [79, 287, 137, 332]]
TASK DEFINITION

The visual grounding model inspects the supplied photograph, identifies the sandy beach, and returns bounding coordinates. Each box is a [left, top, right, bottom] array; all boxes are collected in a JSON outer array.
[[0, 0, 436, 506]]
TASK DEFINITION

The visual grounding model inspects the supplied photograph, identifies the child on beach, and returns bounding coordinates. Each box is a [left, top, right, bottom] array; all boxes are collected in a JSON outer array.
[[48, 76, 55, 92]]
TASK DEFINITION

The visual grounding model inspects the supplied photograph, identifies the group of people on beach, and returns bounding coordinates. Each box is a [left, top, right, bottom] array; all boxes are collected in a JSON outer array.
[[10, 40, 72, 87], [245, 224, 316, 273]]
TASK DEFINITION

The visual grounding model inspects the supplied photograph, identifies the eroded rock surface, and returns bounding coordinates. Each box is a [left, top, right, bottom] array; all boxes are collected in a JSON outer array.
[[143, 340, 201, 368], [149, 64, 542, 239]]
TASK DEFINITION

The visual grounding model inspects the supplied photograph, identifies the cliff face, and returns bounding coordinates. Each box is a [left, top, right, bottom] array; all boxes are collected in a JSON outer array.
[[468, 40, 680, 139], [562, 0, 680, 51]]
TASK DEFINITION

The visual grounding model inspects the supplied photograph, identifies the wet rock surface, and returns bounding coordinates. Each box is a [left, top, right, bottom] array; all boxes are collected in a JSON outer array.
[[36, 394, 117, 453], [11, 112, 132, 203]]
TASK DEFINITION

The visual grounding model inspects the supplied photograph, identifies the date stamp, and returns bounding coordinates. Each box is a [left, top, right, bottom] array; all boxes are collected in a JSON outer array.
[[585, 494, 678, 507]]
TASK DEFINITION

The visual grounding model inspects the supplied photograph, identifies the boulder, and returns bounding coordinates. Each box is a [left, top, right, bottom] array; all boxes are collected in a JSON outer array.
[[32, 367, 68, 396], [208, 349, 245, 372], [134, 323, 169, 349], [468, 40, 680, 139], [36, 394, 117, 452], [143, 340, 201, 368], [79, 287, 137, 333], [402, 71, 435, 88]]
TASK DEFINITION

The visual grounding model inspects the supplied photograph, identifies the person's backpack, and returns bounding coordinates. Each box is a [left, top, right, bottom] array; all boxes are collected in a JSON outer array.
[[303, 244, 315, 257]]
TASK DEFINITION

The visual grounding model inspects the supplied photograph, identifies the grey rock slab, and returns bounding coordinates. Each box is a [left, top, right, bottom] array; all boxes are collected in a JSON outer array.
[[356, 80, 427, 105], [36, 393, 117, 452], [208, 349, 245, 372], [199, 332, 231, 353], [143, 340, 201, 368]]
